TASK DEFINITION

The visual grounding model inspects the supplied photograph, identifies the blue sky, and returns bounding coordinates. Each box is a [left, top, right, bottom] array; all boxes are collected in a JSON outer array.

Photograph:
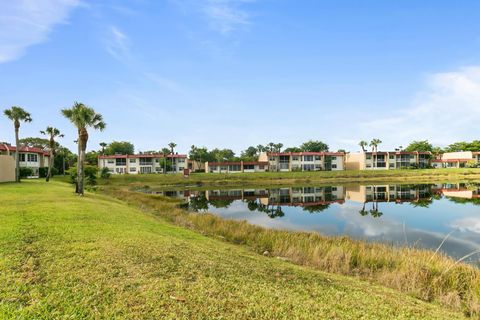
[[1, 0, 480, 154]]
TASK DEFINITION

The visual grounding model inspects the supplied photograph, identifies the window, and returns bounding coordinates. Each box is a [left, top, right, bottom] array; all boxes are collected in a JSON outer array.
[[331, 187, 337, 191], [331, 164, 337, 169], [244, 164, 254, 170], [27, 154, 38, 162], [155, 167, 162, 172], [229, 165, 241, 171], [366, 155, 372, 160], [269, 157, 276, 161], [302, 164, 315, 171], [129, 158, 136, 163], [107, 160, 114, 164], [220, 166, 227, 171], [366, 164, 371, 168], [315, 156, 321, 161], [19, 154, 26, 162], [210, 166, 217, 172], [259, 165, 264, 169], [331, 156, 336, 160], [130, 167, 136, 172], [116, 158, 126, 166], [389, 163, 395, 168], [292, 156, 299, 161], [303, 155, 313, 161], [155, 159, 159, 163], [178, 158, 185, 163]]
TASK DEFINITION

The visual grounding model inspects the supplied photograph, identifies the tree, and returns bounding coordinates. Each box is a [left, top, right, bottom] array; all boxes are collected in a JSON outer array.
[[19, 137, 50, 149], [300, 140, 329, 152], [105, 141, 134, 155], [168, 142, 177, 173], [240, 146, 258, 161], [369, 139, 382, 152], [61, 102, 106, 195], [359, 140, 368, 152], [189, 145, 210, 163], [445, 140, 480, 152], [283, 147, 302, 153], [85, 151, 99, 165], [3, 106, 32, 182], [256, 144, 266, 154], [274, 143, 284, 152], [404, 140, 433, 152], [54, 147, 75, 175], [40, 127, 64, 182]]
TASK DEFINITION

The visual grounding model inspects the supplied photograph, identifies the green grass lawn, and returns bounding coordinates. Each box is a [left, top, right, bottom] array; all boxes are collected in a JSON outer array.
[[0, 180, 467, 319]]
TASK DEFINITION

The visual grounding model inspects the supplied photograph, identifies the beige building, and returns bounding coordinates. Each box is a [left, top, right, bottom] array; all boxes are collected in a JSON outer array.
[[431, 151, 480, 168], [346, 184, 432, 203], [258, 152, 345, 172], [98, 153, 188, 174], [345, 151, 431, 170], [205, 161, 268, 173], [0, 144, 50, 177], [0, 155, 15, 182]]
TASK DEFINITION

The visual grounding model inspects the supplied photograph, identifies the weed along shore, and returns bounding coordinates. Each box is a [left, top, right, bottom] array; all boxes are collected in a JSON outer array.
[[0, 180, 468, 319], [98, 172, 480, 317]]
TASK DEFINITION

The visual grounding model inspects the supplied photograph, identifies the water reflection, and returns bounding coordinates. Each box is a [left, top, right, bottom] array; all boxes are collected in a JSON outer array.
[[143, 182, 480, 262]]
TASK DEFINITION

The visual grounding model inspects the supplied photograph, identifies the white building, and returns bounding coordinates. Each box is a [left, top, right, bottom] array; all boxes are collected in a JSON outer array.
[[98, 153, 188, 174], [0, 144, 50, 177], [258, 152, 345, 172]]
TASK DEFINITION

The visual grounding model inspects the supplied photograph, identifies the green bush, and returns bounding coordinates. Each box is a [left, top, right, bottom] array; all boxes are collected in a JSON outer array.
[[39, 167, 49, 178], [100, 167, 111, 179], [69, 165, 98, 186], [19, 167, 33, 178]]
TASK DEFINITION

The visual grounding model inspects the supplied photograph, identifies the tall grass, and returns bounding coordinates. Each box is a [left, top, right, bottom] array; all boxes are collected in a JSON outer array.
[[101, 185, 480, 316]]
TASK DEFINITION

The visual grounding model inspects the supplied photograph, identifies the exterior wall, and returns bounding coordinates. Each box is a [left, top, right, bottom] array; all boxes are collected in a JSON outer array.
[[205, 161, 268, 173], [345, 153, 365, 170], [99, 154, 187, 174], [432, 152, 480, 168], [346, 184, 431, 203], [0, 155, 15, 182], [347, 152, 431, 170]]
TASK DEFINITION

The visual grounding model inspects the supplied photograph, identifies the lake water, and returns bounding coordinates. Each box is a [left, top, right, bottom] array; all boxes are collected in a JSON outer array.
[[142, 182, 480, 264]]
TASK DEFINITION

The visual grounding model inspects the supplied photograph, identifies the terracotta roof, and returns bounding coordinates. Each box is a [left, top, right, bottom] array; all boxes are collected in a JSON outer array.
[[207, 161, 268, 166], [0, 144, 49, 156], [431, 159, 470, 163], [365, 151, 431, 155]]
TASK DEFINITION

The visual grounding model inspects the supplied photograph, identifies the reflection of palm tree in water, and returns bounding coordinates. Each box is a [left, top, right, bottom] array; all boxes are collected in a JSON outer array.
[[370, 201, 383, 218], [245, 199, 284, 218], [359, 202, 369, 216]]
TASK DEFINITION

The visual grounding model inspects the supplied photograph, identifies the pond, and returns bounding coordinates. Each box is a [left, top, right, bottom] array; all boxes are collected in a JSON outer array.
[[142, 182, 480, 264]]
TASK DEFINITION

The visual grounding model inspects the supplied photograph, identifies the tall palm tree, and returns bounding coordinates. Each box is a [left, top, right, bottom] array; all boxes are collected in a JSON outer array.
[[359, 140, 368, 152], [369, 138, 382, 152], [61, 102, 106, 195], [3, 106, 32, 182], [168, 142, 177, 173], [40, 127, 64, 182], [99, 142, 107, 169]]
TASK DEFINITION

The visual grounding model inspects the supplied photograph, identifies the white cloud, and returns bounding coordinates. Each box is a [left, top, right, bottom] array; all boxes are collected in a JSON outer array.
[[451, 217, 480, 234], [105, 26, 131, 62], [0, 0, 80, 63], [357, 66, 480, 148], [203, 0, 254, 34]]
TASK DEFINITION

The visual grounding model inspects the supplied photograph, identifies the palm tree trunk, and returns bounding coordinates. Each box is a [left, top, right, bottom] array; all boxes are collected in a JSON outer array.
[[78, 148, 85, 195], [15, 127, 20, 182], [76, 139, 80, 193], [46, 150, 53, 182]]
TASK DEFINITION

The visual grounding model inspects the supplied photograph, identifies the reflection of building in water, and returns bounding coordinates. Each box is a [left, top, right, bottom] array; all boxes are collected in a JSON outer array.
[[432, 183, 480, 199], [266, 186, 345, 206], [149, 190, 191, 200], [346, 184, 432, 203], [206, 189, 269, 201]]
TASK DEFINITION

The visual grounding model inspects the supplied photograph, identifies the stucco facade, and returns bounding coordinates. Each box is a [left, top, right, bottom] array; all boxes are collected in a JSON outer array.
[[345, 151, 431, 170], [98, 153, 188, 174], [0, 144, 50, 177], [258, 152, 345, 172], [205, 161, 268, 173], [431, 151, 480, 168], [0, 155, 15, 182]]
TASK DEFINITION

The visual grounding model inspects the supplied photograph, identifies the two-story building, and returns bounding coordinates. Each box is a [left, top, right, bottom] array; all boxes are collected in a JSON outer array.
[[431, 151, 480, 168], [205, 161, 269, 173], [258, 152, 345, 172], [0, 144, 50, 177], [98, 153, 188, 174], [345, 151, 431, 170]]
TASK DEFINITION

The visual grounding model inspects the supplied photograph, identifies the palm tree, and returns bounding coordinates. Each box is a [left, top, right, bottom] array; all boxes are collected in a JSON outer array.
[[99, 142, 107, 169], [61, 102, 106, 195], [40, 127, 64, 182], [369, 138, 382, 152], [168, 142, 177, 173], [3, 106, 32, 182], [359, 140, 368, 152]]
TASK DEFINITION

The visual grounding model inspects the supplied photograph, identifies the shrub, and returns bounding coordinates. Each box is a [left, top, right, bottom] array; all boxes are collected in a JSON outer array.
[[38, 167, 50, 178], [100, 167, 111, 179], [69, 165, 98, 186], [19, 167, 33, 178]]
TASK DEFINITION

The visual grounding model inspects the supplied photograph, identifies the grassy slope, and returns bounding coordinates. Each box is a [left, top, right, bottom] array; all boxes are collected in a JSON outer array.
[[0, 181, 466, 319], [100, 168, 480, 188]]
